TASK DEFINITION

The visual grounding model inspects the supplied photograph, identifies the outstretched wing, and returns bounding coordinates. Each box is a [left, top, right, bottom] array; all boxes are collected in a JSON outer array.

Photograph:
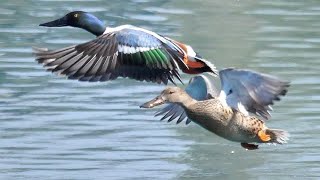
[[219, 68, 290, 119], [34, 26, 188, 84], [156, 74, 218, 124]]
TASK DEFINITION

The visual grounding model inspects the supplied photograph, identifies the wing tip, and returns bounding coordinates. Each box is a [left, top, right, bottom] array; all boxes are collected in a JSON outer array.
[[32, 46, 49, 53]]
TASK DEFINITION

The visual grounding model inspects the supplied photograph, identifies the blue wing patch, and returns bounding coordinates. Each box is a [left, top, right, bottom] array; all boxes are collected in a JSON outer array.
[[116, 28, 162, 48]]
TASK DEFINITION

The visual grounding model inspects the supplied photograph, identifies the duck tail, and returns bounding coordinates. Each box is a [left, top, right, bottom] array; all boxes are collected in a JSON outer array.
[[266, 129, 289, 144]]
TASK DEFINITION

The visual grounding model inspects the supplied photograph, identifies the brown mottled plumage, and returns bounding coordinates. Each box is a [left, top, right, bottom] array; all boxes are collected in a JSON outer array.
[[141, 86, 289, 150]]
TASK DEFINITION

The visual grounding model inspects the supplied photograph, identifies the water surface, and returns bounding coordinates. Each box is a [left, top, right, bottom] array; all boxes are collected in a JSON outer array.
[[0, 0, 319, 179]]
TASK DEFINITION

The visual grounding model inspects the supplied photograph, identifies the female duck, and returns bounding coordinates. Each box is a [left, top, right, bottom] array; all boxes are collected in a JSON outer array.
[[141, 68, 290, 150], [34, 11, 217, 84]]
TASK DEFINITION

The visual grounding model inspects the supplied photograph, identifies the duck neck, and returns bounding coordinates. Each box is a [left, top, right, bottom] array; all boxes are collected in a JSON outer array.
[[82, 22, 106, 36], [177, 93, 197, 109], [78, 14, 106, 36]]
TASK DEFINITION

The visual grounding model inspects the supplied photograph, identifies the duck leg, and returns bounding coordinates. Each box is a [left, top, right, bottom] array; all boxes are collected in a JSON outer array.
[[241, 143, 259, 150]]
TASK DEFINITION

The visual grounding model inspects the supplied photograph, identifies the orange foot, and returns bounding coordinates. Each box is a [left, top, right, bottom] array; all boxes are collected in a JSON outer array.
[[241, 143, 259, 150], [258, 130, 271, 142]]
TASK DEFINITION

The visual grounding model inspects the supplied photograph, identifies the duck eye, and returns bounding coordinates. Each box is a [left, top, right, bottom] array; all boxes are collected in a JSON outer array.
[[227, 89, 233, 95], [74, 14, 78, 18], [169, 91, 174, 94]]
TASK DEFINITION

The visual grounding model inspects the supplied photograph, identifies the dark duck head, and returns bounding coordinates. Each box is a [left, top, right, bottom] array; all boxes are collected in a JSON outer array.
[[40, 11, 106, 36]]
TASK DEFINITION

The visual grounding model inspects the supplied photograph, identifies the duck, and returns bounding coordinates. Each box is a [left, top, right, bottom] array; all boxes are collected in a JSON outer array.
[[34, 11, 218, 84], [140, 68, 290, 150]]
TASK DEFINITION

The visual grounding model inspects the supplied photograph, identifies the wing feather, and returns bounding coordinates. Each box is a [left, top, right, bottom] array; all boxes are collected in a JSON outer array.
[[219, 68, 290, 119], [34, 27, 187, 84]]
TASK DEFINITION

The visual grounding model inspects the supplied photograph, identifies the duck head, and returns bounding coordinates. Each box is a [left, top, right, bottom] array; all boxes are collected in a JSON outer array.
[[40, 11, 106, 36], [140, 87, 189, 108]]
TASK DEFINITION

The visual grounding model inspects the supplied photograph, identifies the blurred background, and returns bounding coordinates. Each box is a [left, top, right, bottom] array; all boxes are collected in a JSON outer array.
[[0, 0, 319, 179]]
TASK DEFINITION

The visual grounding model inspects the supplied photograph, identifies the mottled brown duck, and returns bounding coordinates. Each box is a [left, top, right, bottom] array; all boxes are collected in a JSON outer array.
[[141, 68, 290, 150]]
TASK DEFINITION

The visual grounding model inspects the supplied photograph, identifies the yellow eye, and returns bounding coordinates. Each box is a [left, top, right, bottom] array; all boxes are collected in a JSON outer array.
[[74, 14, 78, 18]]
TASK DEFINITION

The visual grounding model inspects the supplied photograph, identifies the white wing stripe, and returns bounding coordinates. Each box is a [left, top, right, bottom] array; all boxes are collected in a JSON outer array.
[[118, 45, 157, 54]]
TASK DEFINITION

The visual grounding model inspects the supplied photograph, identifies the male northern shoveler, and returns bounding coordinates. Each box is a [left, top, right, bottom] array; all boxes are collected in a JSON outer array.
[[140, 68, 290, 150], [34, 11, 218, 84]]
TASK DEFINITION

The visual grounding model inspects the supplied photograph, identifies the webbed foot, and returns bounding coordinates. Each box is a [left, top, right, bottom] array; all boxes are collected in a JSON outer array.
[[258, 130, 271, 142]]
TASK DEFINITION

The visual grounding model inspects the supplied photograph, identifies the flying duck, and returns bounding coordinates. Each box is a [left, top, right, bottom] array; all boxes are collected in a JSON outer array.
[[141, 68, 290, 150], [34, 11, 218, 84]]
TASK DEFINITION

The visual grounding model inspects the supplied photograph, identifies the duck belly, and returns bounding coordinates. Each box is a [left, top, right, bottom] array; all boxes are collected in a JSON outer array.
[[217, 122, 259, 143], [187, 109, 259, 143]]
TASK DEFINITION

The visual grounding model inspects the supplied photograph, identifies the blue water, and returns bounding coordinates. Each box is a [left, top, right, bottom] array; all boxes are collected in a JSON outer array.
[[0, 0, 319, 179]]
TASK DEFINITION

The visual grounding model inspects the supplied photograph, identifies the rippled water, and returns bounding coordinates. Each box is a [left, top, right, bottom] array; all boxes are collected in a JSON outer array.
[[1, 0, 319, 179]]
